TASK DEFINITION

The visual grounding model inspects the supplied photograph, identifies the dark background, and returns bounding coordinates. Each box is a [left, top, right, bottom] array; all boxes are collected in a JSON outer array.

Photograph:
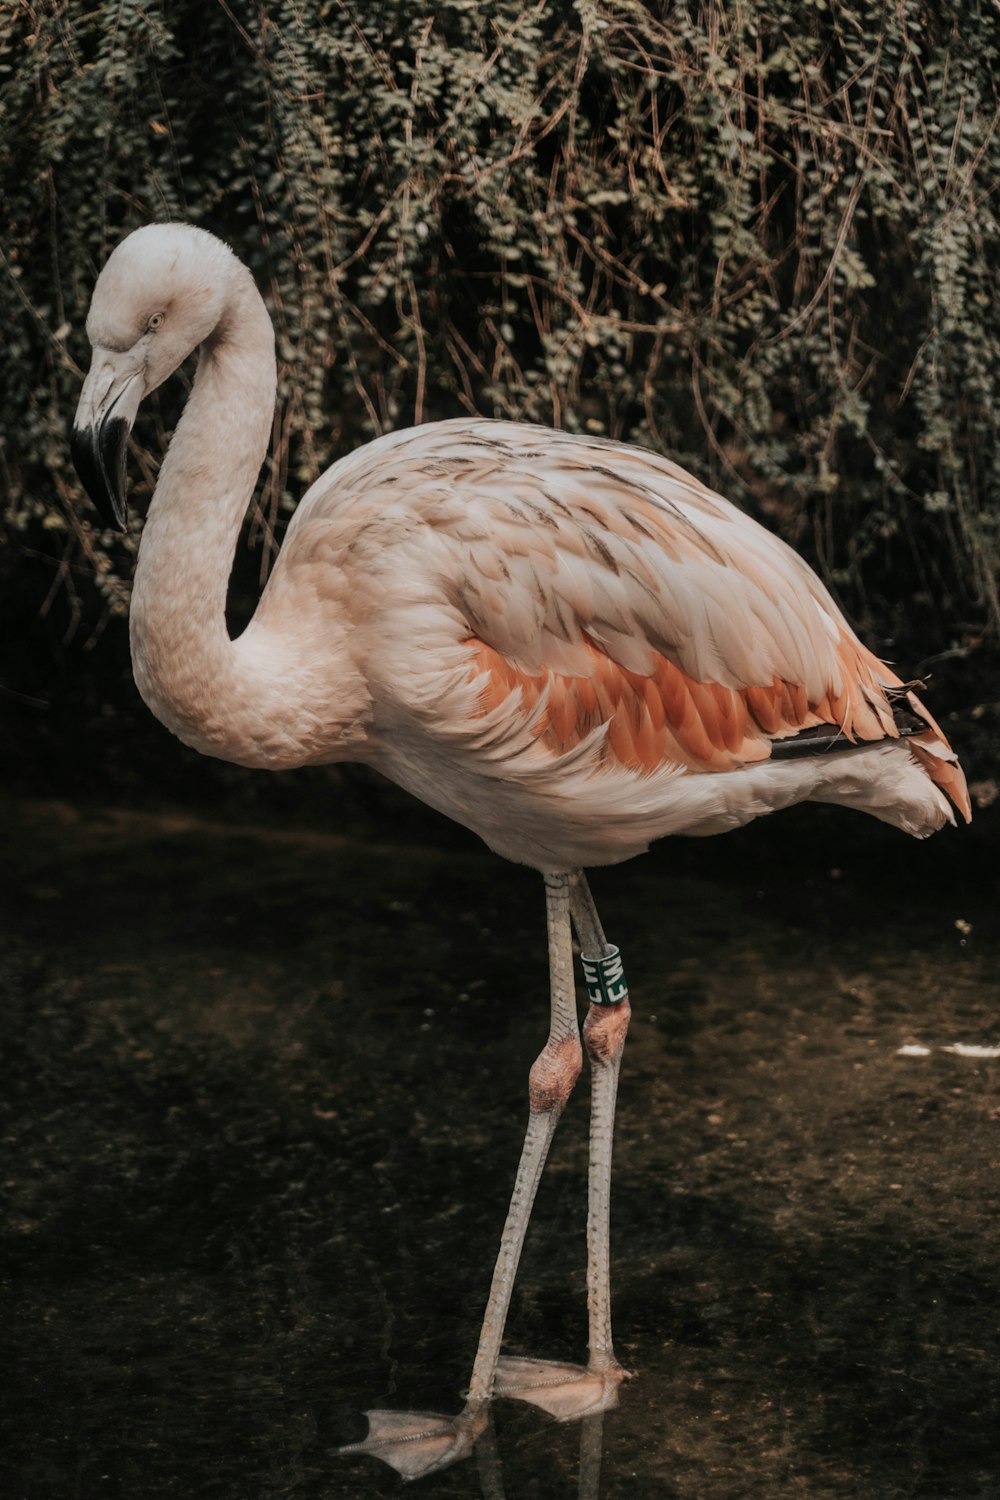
[[3, 0, 1000, 801]]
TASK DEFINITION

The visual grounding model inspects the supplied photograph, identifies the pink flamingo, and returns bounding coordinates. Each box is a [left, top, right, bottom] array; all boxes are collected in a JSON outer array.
[[71, 224, 970, 1480]]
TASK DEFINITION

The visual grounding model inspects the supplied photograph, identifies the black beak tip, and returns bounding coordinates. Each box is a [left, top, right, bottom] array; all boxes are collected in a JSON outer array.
[[71, 420, 129, 534]]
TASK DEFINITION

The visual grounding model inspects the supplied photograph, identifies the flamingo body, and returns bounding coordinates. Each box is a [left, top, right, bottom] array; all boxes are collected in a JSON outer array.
[[249, 416, 967, 867]]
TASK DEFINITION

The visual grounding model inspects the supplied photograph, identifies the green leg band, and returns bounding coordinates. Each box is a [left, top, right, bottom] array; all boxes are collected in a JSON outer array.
[[580, 946, 628, 1006]]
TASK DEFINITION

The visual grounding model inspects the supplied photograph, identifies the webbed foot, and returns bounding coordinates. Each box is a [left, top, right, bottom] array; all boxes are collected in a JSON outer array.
[[493, 1354, 630, 1421], [339, 1404, 488, 1480]]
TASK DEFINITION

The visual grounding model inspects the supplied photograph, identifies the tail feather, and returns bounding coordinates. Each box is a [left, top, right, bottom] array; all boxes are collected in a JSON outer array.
[[902, 689, 972, 824]]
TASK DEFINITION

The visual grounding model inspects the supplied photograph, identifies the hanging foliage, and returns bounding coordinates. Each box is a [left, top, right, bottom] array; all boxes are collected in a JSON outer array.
[[2, 0, 998, 687]]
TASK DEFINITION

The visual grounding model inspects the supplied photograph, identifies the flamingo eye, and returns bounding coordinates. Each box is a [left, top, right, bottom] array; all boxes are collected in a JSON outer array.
[[147, 312, 165, 332]]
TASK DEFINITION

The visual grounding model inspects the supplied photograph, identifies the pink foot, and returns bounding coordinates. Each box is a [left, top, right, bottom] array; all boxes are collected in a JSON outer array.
[[493, 1354, 630, 1421], [339, 1405, 487, 1480]]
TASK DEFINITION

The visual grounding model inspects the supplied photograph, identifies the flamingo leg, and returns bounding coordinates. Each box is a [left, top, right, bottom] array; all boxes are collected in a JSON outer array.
[[494, 871, 631, 1420], [341, 871, 583, 1478]]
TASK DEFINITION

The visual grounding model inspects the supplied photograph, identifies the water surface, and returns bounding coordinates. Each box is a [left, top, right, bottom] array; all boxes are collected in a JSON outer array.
[[3, 794, 998, 1498]]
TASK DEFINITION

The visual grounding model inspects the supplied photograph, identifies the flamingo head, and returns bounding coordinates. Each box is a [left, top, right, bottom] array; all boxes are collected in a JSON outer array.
[[71, 222, 240, 531]]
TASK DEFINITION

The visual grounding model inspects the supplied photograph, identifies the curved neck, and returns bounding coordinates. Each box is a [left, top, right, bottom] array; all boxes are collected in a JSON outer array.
[[129, 271, 368, 770]]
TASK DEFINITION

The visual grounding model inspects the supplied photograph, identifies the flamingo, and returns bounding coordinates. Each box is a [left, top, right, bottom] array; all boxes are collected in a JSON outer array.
[[71, 223, 970, 1480]]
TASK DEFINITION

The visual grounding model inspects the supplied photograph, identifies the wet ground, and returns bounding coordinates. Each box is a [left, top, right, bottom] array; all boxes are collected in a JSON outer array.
[[2, 788, 999, 1499]]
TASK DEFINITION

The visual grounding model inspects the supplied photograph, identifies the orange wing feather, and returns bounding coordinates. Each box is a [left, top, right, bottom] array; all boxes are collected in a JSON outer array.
[[463, 630, 948, 780]]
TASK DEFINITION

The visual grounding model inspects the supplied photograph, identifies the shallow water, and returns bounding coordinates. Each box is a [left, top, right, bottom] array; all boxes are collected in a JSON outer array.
[[2, 793, 998, 1498]]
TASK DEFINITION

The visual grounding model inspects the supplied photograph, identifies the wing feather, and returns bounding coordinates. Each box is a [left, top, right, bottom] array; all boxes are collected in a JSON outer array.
[[282, 418, 964, 803]]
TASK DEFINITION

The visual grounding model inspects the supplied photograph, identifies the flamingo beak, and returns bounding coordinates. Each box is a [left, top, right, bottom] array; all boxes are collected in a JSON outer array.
[[71, 350, 144, 534]]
